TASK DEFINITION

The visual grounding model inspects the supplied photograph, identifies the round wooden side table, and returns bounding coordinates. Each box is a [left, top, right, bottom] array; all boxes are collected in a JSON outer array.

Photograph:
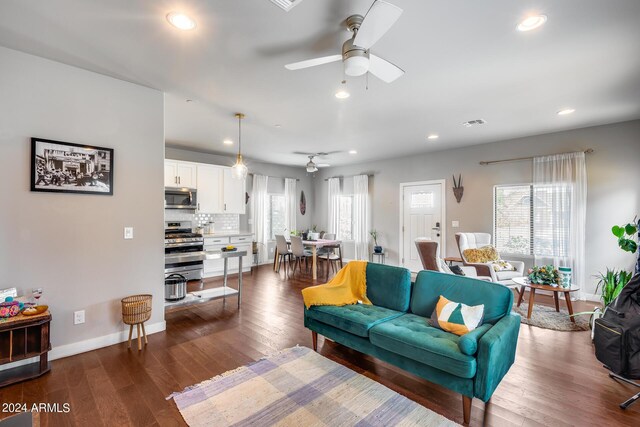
[[512, 277, 580, 323]]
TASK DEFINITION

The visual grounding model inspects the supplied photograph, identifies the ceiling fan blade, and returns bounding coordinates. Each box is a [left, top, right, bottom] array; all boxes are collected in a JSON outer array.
[[353, 1, 403, 50], [369, 54, 404, 83], [285, 54, 342, 70], [317, 164, 331, 168]]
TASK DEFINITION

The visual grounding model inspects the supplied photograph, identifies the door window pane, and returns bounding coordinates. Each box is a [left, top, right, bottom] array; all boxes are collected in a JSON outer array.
[[411, 191, 434, 208]]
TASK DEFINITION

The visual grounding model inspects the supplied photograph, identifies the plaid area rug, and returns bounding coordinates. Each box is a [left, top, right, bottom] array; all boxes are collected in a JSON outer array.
[[513, 303, 590, 332], [169, 346, 459, 426]]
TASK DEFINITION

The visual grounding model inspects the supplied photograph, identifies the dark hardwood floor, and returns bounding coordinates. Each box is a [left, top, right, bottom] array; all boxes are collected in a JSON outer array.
[[1, 265, 637, 426]]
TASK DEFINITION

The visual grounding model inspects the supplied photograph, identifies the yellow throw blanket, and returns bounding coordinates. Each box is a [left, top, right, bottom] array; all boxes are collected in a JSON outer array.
[[302, 261, 371, 309]]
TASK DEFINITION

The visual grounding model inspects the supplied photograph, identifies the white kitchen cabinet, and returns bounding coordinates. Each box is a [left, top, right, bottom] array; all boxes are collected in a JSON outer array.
[[223, 168, 246, 214], [196, 165, 224, 213], [203, 235, 252, 278], [164, 160, 178, 187], [164, 160, 197, 188]]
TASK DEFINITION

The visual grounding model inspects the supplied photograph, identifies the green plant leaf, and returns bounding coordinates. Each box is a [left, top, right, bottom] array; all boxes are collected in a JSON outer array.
[[625, 223, 638, 235], [612, 225, 624, 238]]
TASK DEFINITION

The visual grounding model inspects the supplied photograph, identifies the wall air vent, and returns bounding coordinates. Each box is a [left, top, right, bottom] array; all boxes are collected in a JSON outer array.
[[270, 0, 304, 12], [462, 119, 487, 128]]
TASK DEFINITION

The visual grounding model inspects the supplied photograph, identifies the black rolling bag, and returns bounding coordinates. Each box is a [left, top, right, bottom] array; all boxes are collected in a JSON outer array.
[[593, 273, 640, 409]]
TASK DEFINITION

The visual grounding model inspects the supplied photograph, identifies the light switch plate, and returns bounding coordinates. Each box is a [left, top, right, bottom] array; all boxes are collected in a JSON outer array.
[[124, 227, 134, 239], [452, 221, 460, 228]]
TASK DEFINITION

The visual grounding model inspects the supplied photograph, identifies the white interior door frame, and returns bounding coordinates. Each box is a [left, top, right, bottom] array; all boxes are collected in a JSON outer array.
[[399, 179, 447, 268]]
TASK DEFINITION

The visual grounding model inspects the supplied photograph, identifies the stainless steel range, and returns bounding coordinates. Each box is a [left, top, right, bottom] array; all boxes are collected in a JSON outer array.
[[164, 221, 204, 282]]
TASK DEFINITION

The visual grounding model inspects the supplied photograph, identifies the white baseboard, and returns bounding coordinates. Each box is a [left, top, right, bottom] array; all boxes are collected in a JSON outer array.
[[0, 321, 166, 372], [582, 293, 601, 303]]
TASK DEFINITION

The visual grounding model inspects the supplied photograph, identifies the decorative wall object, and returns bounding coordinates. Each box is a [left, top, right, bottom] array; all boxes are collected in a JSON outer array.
[[452, 174, 463, 203], [300, 190, 306, 215], [31, 137, 114, 195]]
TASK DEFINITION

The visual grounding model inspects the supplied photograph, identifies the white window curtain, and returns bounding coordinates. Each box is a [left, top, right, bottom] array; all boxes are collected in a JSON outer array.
[[353, 175, 370, 260], [252, 174, 269, 263], [284, 178, 297, 234], [327, 178, 340, 235], [533, 152, 587, 299]]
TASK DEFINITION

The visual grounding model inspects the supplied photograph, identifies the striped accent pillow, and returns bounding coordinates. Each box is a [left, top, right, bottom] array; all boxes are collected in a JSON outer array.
[[429, 295, 484, 336]]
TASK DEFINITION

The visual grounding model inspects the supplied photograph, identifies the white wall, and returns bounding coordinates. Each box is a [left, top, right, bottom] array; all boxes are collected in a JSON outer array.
[[313, 120, 640, 296], [0, 47, 165, 353]]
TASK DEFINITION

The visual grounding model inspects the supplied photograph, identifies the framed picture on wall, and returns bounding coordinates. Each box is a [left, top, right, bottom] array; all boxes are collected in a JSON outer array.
[[30, 137, 114, 195]]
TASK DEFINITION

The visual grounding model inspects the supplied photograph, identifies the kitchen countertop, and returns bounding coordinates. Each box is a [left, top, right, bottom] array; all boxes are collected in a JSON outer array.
[[203, 231, 253, 238], [165, 250, 248, 264]]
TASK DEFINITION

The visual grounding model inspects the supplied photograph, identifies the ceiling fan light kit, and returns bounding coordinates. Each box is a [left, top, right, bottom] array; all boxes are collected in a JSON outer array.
[[306, 156, 318, 173], [335, 80, 350, 99], [284, 0, 405, 84], [231, 113, 248, 180]]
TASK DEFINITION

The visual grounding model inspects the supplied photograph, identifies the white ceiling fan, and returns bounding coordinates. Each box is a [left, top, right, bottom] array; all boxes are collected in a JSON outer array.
[[284, 0, 404, 83], [294, 151, 336, 172]]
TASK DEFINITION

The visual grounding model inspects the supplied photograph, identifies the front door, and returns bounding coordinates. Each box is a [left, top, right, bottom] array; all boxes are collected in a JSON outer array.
[[402, 182, 444, 272]]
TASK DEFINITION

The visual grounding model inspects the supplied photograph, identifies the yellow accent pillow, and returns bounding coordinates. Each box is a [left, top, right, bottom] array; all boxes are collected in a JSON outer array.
[[463, 245, 499, 263]]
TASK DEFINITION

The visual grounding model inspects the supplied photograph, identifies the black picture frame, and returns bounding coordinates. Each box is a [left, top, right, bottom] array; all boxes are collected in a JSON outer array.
[[30, 137, 114, 195]]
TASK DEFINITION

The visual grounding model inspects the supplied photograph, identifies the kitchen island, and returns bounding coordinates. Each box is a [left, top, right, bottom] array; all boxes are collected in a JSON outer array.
[[165, 249, 247, 309]]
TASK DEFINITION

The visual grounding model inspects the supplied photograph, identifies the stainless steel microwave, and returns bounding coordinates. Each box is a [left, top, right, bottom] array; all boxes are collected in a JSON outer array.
[[165, 187, 197, 210]]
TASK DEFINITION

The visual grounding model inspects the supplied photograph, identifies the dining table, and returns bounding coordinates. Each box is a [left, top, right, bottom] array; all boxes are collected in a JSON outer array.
[[273, 238, 342, 281]]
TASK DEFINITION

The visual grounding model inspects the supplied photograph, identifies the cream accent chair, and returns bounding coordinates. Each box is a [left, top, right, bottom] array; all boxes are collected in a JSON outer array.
[[455, 232, 525, 286]]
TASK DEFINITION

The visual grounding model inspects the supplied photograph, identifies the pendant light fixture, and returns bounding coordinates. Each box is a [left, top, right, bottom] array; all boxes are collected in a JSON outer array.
[[231, 113, 248, 180]]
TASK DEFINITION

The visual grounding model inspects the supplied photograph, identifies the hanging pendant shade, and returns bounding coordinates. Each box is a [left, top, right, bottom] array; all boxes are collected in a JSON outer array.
[[231, 113, 248, 180]]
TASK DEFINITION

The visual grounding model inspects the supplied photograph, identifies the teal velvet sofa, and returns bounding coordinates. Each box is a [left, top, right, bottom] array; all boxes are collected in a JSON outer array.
[[304, 264, 520, 425]]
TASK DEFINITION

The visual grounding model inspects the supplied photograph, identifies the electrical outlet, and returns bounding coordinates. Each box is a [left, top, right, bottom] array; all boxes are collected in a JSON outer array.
[[270, 247, 275, 253], [74, 310, 85, 325], [452, 221, 460, 228], [124, 227, 134, 239]]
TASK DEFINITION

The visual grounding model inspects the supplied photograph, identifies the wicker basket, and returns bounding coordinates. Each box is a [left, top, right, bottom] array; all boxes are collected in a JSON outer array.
[[121, 294, 152, 325]]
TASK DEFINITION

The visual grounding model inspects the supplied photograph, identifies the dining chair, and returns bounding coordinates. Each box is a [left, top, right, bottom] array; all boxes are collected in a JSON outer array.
[[275, 235, 292, 276], [318, 234, 343, 281], [317, 233, 335, 257], [290, 235, 312, 276]]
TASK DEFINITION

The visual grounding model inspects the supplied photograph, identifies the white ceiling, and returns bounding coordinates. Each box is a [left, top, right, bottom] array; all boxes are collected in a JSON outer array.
[[1, 0, 639, 168]]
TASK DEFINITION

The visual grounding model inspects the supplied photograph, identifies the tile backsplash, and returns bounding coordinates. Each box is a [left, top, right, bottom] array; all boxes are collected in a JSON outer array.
[[164, 210, 240, 232]]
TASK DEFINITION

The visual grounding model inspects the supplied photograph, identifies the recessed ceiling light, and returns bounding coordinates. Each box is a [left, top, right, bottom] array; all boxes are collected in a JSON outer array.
[[185, 99, 193, 103], [557, 108, 576, 116], [517, 14, 547, 32], [274, 124, 282, 128], [166, 12, 196, 30], [427, 134, 439, 140], [223, 139, 233, 145], [349, 150, 357, 154]]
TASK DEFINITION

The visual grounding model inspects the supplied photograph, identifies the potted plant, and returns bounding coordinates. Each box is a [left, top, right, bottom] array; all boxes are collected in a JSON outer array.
[[527, 265, 560, 286], [370, 230, 382, 253], [308, 225, 320, 240], [595, 268, 633, 306], [612, 218, 639, 274]]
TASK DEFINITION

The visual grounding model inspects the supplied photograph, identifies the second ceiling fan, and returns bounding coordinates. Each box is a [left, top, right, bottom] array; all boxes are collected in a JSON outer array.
[[285, 0, 404, 83]]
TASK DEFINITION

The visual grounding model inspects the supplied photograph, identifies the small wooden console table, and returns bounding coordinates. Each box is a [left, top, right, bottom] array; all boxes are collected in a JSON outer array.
[[0, 311, 51, 387]]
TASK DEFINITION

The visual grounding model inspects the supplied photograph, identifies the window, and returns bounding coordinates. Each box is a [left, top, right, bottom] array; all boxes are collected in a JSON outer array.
[[267, 194, 285, 240], [338, 195, 353, 240], [494, 184, 571, 257], [410, 191, 434, 208]]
